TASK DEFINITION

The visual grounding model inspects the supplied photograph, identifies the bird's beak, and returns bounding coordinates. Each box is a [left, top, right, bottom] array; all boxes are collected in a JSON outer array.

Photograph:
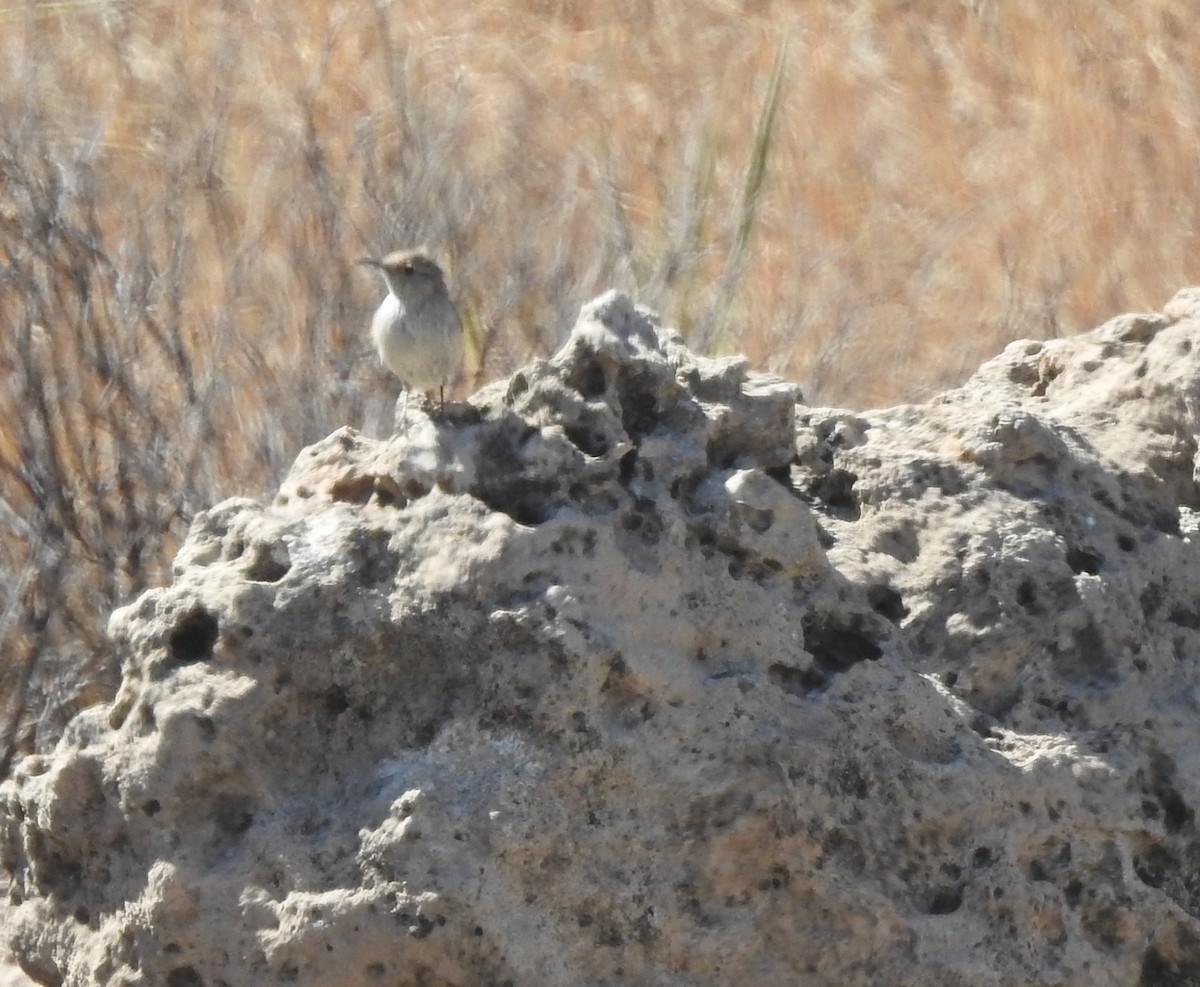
[[358, 257, 381, 268]]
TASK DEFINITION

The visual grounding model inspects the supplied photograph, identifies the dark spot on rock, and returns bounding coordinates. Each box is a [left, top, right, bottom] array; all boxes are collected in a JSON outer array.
[[1133, 843, 1173, 889], [1066, 546, 1103, 574], [802, 613, 882, 673], [596, 924, 624, 948], [213, 793, 254, 837], [620, 498, 663, 547], [618, 449, 638, 485], [1168, 607, 1200, 630], [617, 380, 660, 438], [407, 913, 436, 939], [564, 425, 610, 457], [832, 760, 870, 799], [867, 585, 907, 623], [477, 478, 556, 526], [245, 544, 290, 583], [972, 847, 994, 867], [1142, 751, 1194, 833], [1141, 583, 1164, 618], [925, 886, 963, 915], [969, 714, 999, 739], [471, 427, 558, 525], [1139, 936, 1200, 987], [329, 475, 376, 505], [566, 358, 608, 398], [324, 686, 349, 716], [1117, 533, 1136, 552], [142, 799, 161, 817], [1016, 580, 1041, 614], [807, 469, 860, 518], [1159, 787, 1193, 834], [1050, 620, 1116, 685], [72, 905, 89, 924], [768, 662, 827, 696], [1027, 840, 1071, 882], [761, 865, 791, 890], [1153, 509, 1181, 536], [506, 371, 529, 400], [166, 967, 203, 987], [370, 476, 407, 509], [168, 609, 219, 664], [740, 499, 775, 534]]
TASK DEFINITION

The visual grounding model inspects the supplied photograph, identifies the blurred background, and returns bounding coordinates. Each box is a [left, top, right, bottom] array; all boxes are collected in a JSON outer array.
[[1, 0, 1197, 767]]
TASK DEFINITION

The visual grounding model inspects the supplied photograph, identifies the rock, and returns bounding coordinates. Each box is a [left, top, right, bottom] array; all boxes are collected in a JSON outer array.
[[4, 288, 1200, 985]]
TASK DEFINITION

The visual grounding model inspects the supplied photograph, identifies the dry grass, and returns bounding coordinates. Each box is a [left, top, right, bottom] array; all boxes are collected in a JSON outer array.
[[2, 0, 1199, 762]]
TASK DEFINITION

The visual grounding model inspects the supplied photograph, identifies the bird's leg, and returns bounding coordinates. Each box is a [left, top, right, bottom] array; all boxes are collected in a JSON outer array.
[[398, 387, 410, 431]]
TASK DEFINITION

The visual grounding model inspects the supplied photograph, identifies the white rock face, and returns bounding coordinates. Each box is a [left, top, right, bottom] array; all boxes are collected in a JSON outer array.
[[4, 289, 1200, 986]]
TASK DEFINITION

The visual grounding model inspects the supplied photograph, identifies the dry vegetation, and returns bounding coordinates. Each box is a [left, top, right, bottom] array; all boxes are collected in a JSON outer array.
[[1, 0, 1198, 766]]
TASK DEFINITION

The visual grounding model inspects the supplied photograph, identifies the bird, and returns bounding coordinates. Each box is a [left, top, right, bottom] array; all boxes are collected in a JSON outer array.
[[359, 248, 464, 424]]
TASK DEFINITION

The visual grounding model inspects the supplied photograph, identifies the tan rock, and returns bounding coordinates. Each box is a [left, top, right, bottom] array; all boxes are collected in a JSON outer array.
[[4, 289, 1200, 985]]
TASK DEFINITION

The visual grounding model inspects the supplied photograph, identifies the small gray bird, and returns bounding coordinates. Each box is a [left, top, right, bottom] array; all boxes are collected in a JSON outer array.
[[360, 248, 464, 422]]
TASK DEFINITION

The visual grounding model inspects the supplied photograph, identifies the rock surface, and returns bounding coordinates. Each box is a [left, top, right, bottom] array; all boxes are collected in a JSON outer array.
[[5, 289, 1200, 985]]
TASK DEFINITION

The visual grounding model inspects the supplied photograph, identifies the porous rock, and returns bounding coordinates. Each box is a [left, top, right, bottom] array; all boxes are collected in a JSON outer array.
[[4, 289, 1200, 985]]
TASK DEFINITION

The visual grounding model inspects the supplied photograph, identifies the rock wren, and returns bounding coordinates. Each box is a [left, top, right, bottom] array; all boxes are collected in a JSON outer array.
[[360, 248, 464, 421]]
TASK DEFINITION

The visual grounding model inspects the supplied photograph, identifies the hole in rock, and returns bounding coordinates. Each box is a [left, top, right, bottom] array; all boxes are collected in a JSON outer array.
[[867, 585, 907, 623], [168, 609, 219, 664], [1140, 943, 1200, 987], [972, 847, 994, 867], [1167, 607, 1200, 630], [324, 686, 350, 716], [213, 793, 255, 837], [617, 380, 660, 439], [245, 544, 290, 583], [621, 498, 663, 546], [802, 613, 882, 673], [1016, 580, 1041, 614], [566, 358, 608, 398], [1132, 842, 1173, 889], [564, 425, 610, 457], [925, 886, 963, 915], [329, 475, 375, 504], [768, 662, 827, 695], [166, 967, 203, 987], [473, 476, 557, 526], [808, 469, 860, 518], [1141, 583, 1165, 618], [1065, 545, 1103, 574], [618, 449, 638, 486], [1158, 786, 1193, 834]]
